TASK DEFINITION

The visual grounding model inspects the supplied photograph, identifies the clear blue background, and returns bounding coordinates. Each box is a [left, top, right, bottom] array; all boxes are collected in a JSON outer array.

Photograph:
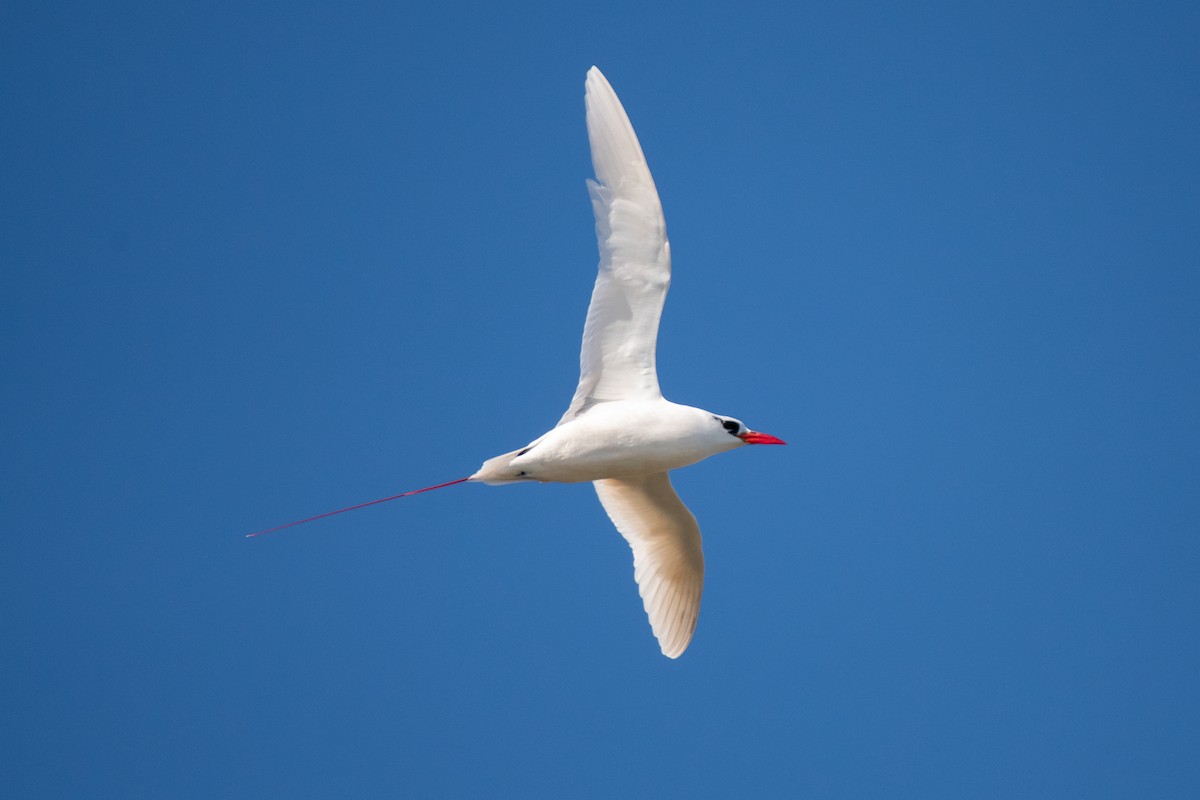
[[3, 2, 1198, 797]]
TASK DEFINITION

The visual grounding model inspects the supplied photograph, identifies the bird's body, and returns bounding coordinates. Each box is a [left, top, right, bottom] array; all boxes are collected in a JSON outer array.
[[471, 400, 743, 485]]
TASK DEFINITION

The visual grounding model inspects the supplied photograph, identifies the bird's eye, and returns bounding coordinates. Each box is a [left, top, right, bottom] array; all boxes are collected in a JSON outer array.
[[722, 420, 740, 435]]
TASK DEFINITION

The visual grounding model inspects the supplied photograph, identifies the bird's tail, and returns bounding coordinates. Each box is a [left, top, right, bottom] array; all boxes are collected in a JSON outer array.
[[469, 446, 537, 485]]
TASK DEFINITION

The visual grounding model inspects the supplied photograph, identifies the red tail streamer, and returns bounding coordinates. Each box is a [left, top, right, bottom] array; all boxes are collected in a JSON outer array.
[[245, 477, 471, 538]]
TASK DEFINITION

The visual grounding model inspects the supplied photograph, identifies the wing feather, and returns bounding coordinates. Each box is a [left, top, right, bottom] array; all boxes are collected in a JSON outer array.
[[594, 472, 704, 658], [560, 67, 671, 425]]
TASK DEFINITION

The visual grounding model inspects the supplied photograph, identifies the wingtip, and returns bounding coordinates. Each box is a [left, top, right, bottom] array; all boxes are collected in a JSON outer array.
[[585, 66, 612, 94], [658, 629, 693, 659]]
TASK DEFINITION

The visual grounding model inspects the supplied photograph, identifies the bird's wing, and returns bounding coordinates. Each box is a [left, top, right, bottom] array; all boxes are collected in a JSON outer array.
[[559, 67, 671, 425], [594, 472, 703, 658]]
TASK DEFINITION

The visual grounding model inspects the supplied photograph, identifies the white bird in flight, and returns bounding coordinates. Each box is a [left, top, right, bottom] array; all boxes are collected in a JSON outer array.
[[250, 67, 785, 659]]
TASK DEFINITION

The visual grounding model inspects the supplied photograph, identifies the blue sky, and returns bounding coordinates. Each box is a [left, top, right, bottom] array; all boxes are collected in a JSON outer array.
[[3, 1, 1198, 797]]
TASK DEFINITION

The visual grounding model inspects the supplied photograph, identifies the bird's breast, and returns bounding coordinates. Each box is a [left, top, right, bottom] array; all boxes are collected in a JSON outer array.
[[510, 403, 733, 483]]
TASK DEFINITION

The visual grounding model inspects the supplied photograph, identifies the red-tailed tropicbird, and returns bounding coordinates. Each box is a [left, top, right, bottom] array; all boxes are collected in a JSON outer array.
[[250, 67, 785, 659]]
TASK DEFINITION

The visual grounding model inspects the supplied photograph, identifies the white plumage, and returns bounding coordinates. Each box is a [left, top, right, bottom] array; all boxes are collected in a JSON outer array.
[[470, 68, 784, 658], [561, 67, 671, 423], [594, 473, 703, 659], [246, 68, 781, 655]]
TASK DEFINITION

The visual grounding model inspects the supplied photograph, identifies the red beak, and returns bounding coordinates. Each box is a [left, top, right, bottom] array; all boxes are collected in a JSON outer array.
[[738, 431, 787, 445]]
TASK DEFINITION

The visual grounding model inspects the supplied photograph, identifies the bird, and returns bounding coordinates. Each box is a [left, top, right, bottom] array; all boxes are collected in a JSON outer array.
[[249, 67, 785, 659]]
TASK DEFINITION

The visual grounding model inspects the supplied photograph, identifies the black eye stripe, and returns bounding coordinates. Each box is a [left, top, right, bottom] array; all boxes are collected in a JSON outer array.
[[722, 420, 740, 434]]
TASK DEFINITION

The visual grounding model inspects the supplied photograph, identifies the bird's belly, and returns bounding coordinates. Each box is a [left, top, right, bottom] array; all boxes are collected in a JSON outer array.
[[511, 428, 713, 483]]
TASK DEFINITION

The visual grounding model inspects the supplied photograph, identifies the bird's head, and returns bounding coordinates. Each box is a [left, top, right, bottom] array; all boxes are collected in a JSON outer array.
[[712, 415, 787, 447]]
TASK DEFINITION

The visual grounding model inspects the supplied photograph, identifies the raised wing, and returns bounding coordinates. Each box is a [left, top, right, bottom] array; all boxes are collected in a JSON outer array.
[[559, 67, 671, 425], [594, 472, 704, 658]]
